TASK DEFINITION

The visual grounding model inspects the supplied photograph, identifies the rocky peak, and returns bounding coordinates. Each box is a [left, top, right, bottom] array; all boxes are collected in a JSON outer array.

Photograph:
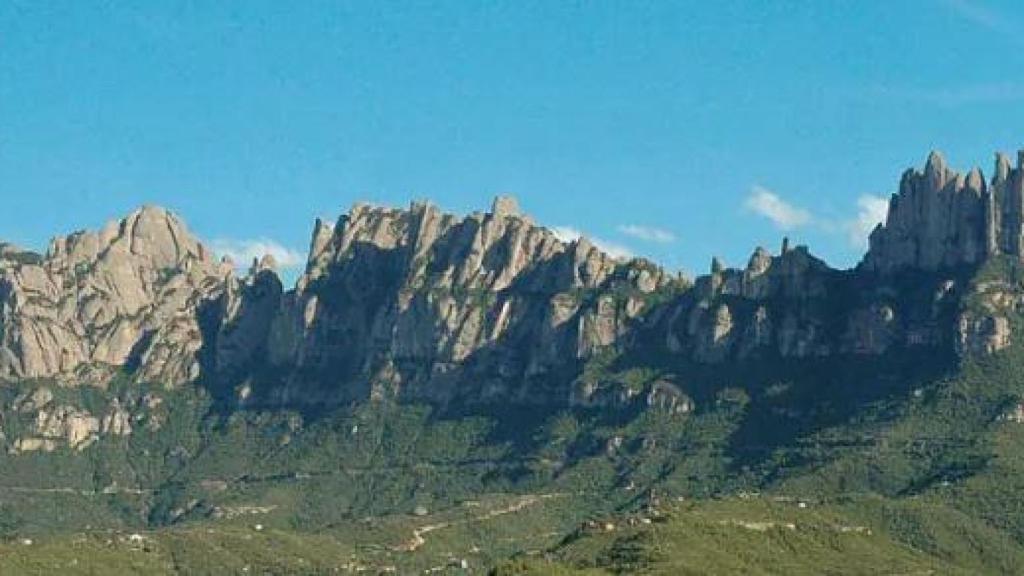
[[745, 247, 772, 277], [6, 154, 1021, 410], [699, 243, 827, 302], [924, 150, 952, 190], [308, 217, 334, 266], [863, 149, 1024, 273], [257, 195, 675, 406], [995, 152, 1012, 184], [491, 195, 521, 219], [0, 206, 234, 385], [298, 196, 649, 297], [251, 254, 278, 274], [45, 205, 211, 272]]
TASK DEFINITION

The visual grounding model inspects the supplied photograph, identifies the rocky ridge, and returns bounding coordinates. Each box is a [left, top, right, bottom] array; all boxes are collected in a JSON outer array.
[[648, 150, 1024, 366], [255, 196, 679, 406], [863, 150, 1024, 273], [2, 150, 1024, 410], [0, 206, 235, 386]]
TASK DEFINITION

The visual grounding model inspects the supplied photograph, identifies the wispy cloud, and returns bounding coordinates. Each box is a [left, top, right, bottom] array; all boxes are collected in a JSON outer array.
[[743, 187, 889, 249], [551, 226, 634, 260], [617, 224, 676, 244], [844, 195, 889, 249], [744, 186, 813, 231], [210, 238, 306, 269]]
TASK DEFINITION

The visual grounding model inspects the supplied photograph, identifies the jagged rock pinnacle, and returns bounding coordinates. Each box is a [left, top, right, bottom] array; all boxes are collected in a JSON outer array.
[[746, 247, 772, 277], [996, 152, 1012, 184], [966, 167, 985, 192], [0, 205, 231, 385], [254, 254, 277, 272], [924, 150, 950, 190], [864, 149, 1024, 273], [491, 195, 521, 218], [925, 150, 946, 173]]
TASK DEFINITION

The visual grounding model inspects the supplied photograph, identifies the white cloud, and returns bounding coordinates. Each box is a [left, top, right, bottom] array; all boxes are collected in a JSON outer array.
[[210, 238, 306, 269], [617, 224, 676, 244], [744, 186, 813, 230], [844, 195, 889, 249], [551, 226, 634, 260], [742, 185, 891, 250]]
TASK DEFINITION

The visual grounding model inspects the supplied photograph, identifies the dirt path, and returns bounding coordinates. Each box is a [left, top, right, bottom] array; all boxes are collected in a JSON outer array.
[[0, 485, 151, 496], [396, 493, 563, 552]]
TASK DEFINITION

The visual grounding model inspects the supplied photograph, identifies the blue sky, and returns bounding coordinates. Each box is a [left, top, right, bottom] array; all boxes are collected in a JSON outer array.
[[2, 1, 1023, 281]]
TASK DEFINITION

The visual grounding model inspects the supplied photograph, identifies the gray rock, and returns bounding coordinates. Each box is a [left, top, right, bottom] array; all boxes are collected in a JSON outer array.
[[958, 314, 1011, 355], [864, 149, 1024, 273], [0, 206, 236, 386], [261, 195, 676, 406], [491, 195, 521, 218]]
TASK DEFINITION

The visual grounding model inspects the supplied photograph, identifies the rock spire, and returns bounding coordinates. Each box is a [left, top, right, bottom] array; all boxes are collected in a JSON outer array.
[[863, 149, 1024, 273]]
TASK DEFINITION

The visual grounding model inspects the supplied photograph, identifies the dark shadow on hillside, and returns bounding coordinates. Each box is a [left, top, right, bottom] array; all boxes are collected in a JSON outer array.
[[613, 263, 978, 482], [179, 220, 992, 497], [190, 218, 654, 454]]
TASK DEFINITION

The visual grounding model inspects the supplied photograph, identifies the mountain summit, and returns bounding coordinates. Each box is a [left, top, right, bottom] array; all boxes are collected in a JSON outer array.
[[864, 150, 1024, 273], [4, 152, 1024, 573], [3, 151, 1023, 408], [0, 205, 233, 385]]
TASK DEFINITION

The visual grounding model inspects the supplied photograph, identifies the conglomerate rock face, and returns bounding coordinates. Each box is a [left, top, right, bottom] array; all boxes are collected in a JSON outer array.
[[0, 206, 235, 386], [863, 150, 1024, 273], [259, 196, 678, 406], [4, 150, 1024, 407], [0, 197, 678, 406], [650, 240, 963, 364], [856, 150, 1024, 358], [651, 150, 1024, 365]]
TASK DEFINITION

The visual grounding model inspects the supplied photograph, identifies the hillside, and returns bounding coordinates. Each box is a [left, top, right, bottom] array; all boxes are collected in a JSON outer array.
[[2, 150, 1024, 574]]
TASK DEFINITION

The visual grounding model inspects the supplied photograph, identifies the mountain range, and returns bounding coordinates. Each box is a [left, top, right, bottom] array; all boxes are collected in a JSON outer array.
[[3, 150, 1024, 574]]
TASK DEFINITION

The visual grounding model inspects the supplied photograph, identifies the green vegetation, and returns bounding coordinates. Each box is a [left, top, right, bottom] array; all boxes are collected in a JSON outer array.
[[5, 262, 1024, 573]]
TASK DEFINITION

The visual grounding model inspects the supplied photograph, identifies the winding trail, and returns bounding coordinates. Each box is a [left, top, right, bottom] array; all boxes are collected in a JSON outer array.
[[396, 493, 564, 552]]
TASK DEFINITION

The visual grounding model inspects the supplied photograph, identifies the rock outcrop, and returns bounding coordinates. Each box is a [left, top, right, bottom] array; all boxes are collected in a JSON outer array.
[[258, 196, 678, 406], [213, 256, 284, 380], [650, 235, 970, 364], [657, 243, 835, 362], [0, 206, 234, 386], [3, 151, 1024, 412], [7, 384, 167, 453], [863, 150, 1024, 273], [0, 198, 679, 407]]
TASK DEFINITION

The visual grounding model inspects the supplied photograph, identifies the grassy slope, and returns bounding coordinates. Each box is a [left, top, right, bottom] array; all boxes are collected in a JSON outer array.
[[6, 260, 1024, 573], [496, 497, 984, 575]]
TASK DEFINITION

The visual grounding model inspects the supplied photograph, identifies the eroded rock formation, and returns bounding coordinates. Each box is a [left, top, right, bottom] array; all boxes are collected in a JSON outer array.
[[0, 206, 234, 386], [259, 196, 678, 405], [3, 151, 1024, 410], [864, 150, 1024, 273]]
